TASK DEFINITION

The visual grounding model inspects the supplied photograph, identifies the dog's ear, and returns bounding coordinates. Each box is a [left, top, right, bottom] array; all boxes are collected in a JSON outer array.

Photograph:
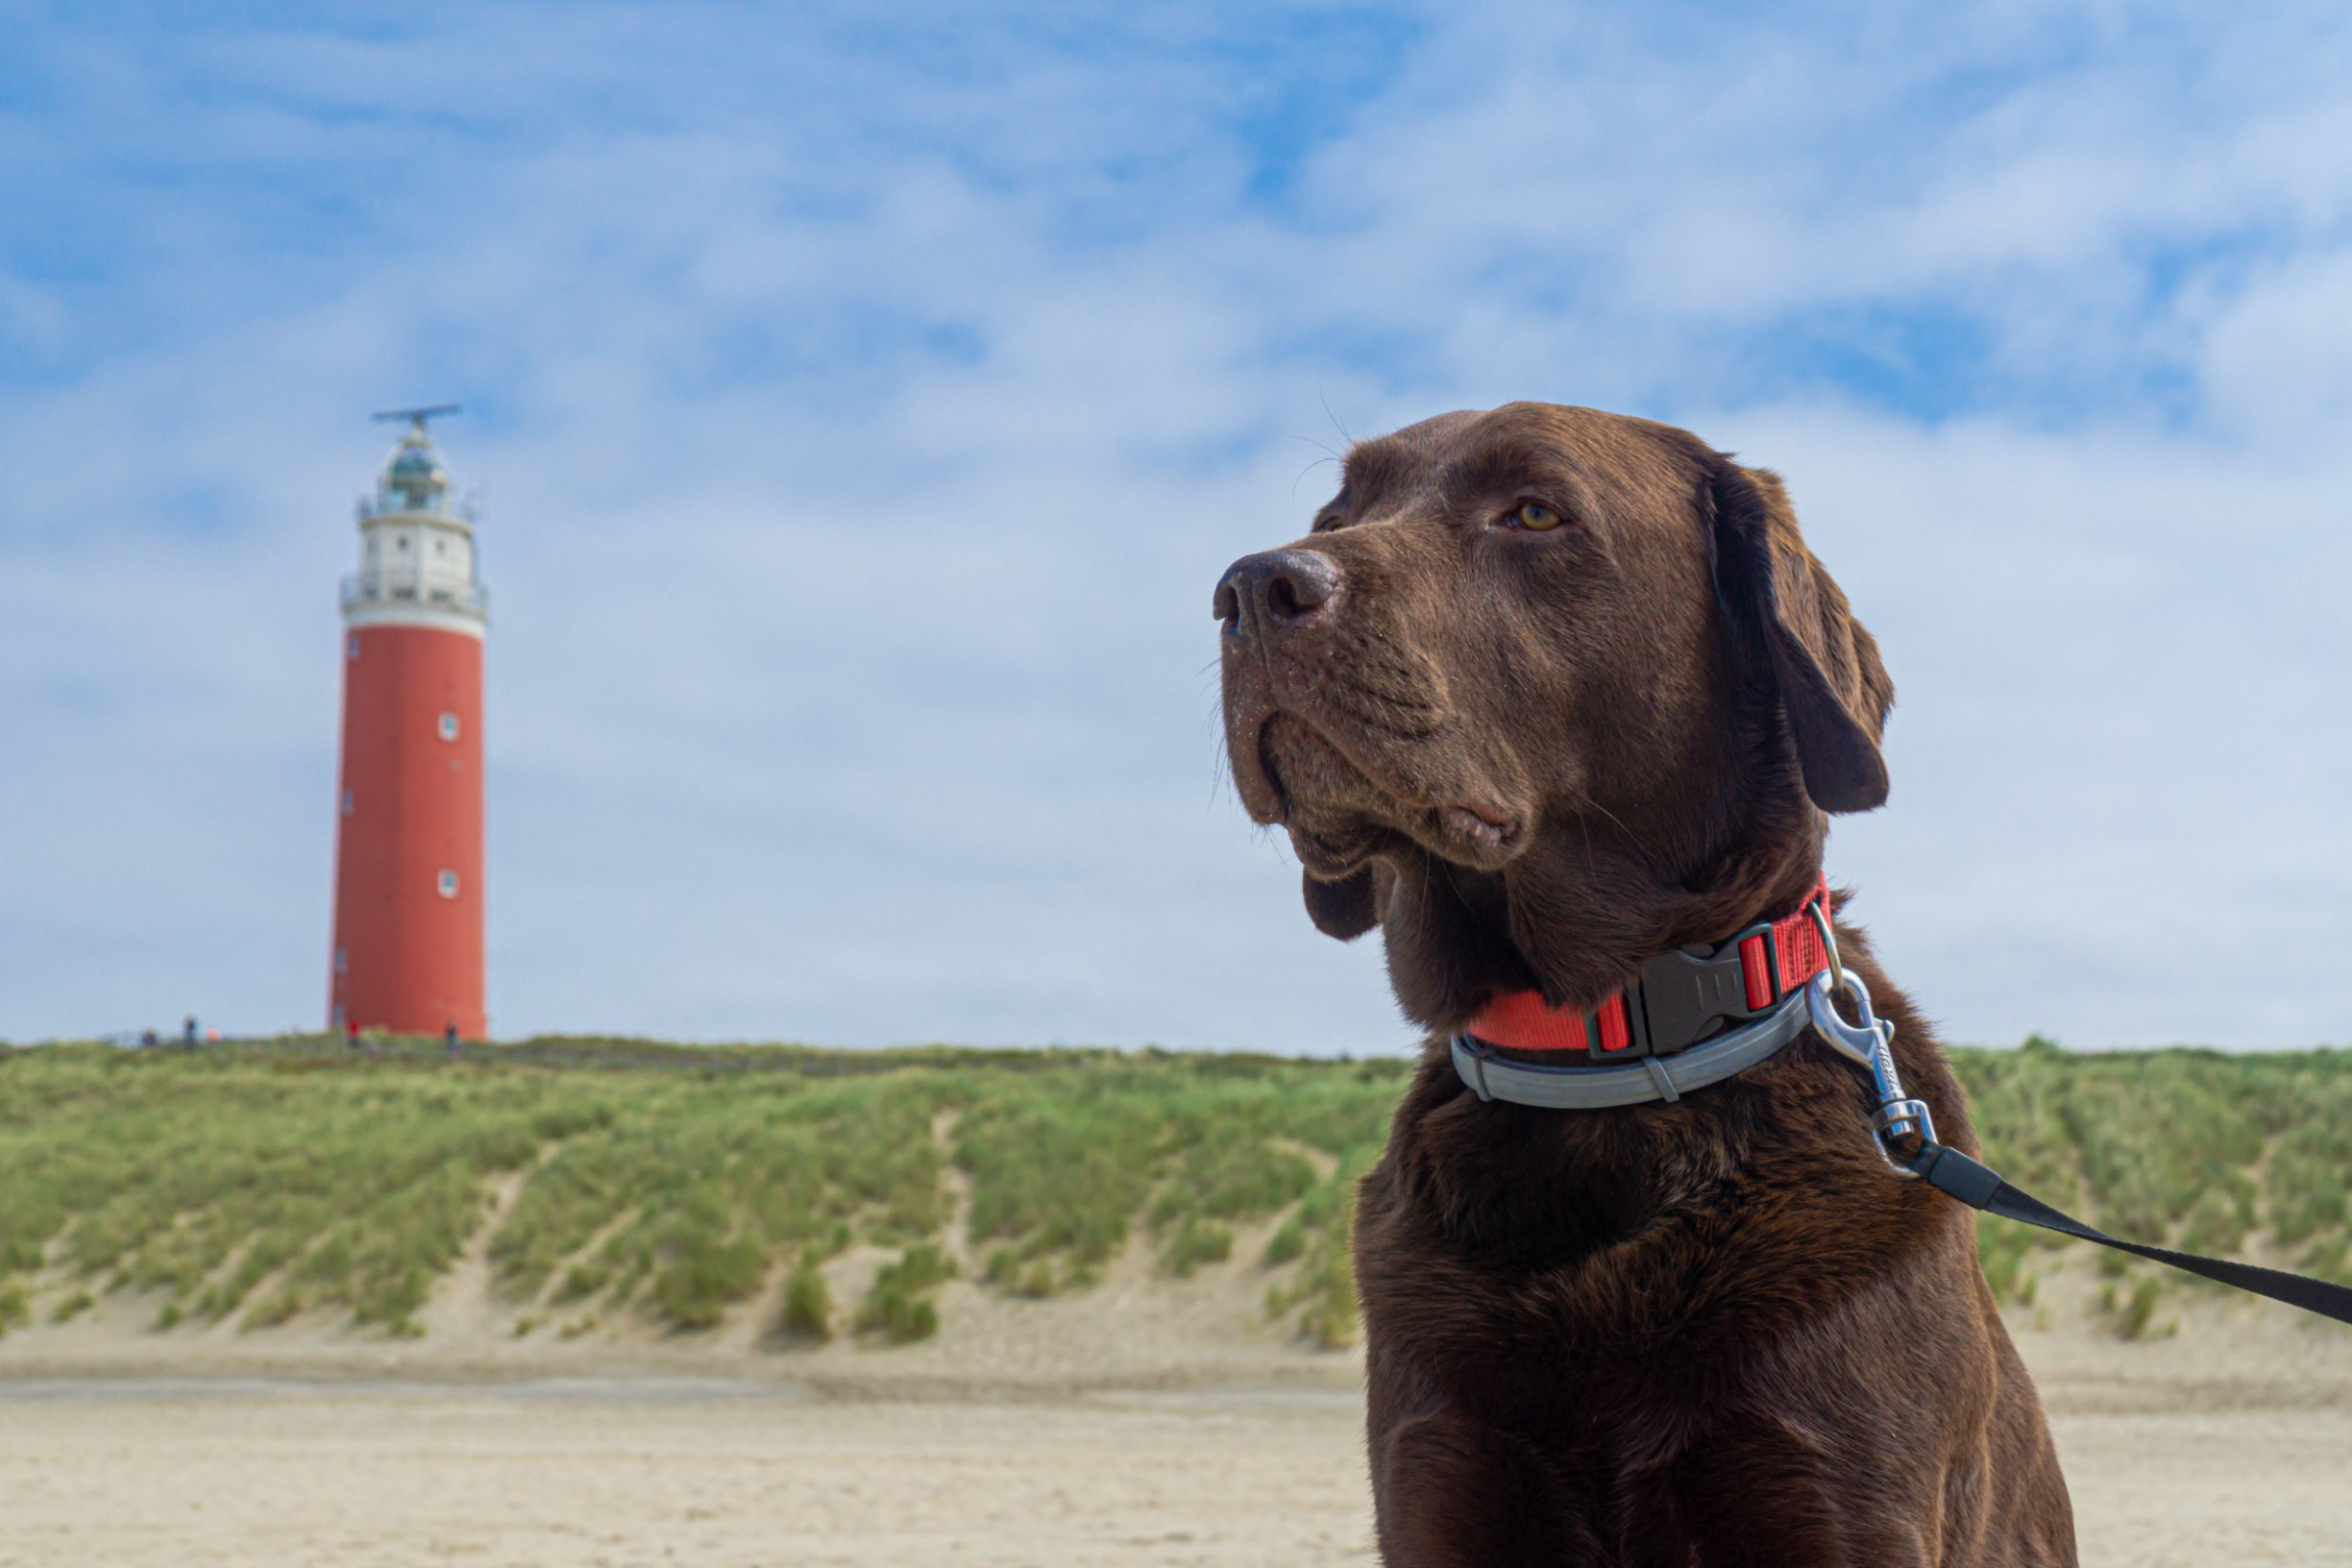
[[1302, 866, 1380, 940], [1709, 456, 1895, 813]]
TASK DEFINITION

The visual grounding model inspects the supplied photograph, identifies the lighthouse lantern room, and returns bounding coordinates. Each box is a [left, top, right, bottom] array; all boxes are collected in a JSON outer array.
[[330, 407, 487, 1039]]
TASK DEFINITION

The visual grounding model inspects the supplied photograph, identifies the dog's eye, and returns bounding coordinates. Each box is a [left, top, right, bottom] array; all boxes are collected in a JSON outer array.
[[1510, 502, 1563, 531]]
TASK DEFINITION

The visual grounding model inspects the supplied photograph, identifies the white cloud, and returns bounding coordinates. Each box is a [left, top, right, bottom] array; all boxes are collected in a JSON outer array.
[[1717, 404, 2352, 1044], [5, 0, 2352, 1047]]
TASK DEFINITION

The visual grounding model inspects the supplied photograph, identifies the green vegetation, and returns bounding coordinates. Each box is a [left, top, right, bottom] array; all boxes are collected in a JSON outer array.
[[856, 1242, 952, 1342], [1262, 1143, 1378, 1347], [0, 1036, 2345, 1349], [0, 1040, 1403, 1344], [1951, 1039, 2352, 1326], [777, 1245, 833, 1341]]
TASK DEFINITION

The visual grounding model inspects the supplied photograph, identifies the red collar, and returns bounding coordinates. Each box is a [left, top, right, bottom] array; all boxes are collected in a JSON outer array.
[[1465, 876, 1833, 1062]]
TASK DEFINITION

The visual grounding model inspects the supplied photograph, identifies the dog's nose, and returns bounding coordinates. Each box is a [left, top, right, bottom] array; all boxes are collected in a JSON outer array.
[[1214, 549, 1341, 645]]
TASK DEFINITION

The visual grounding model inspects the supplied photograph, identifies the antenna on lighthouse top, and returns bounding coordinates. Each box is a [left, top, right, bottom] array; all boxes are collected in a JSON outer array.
[[371, 404, 462, 436]]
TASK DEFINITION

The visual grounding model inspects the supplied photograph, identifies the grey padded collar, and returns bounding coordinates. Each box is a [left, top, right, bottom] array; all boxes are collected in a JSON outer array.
[[1450, 989, 1812, 1109]]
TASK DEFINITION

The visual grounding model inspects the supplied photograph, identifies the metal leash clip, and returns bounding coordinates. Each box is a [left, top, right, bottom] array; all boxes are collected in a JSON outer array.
[[1803, 903, 1935, 1178]]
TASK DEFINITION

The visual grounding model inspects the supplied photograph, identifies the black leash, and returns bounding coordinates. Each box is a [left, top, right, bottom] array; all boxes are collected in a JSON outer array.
[[1904, 1139, 2352, 1326], [1793, 910, 2352, 1328]]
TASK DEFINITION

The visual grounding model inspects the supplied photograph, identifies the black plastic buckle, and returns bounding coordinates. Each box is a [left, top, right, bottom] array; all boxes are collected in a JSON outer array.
[[1628, 921, 1777, 1059]]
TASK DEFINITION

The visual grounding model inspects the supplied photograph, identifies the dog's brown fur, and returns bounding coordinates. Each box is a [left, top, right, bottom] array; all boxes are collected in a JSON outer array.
[[1216, 404, 2073, 1566]]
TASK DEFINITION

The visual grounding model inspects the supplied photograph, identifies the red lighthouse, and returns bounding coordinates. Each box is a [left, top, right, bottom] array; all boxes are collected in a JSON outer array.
[[330, 407, 487, 1039]]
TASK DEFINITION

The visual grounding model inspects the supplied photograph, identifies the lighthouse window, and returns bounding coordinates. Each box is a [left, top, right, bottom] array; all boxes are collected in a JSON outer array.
[[347, 635, 359, 660], [438, 711, 460, 742], [341, 789, 354, 816], [395, 534, 409, 551], [437, 870, 460, 899], [335, 947, 348, 974]]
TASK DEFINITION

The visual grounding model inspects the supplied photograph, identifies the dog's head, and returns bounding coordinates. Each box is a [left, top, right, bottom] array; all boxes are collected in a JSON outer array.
[[1216, 403, 1892, 1027]]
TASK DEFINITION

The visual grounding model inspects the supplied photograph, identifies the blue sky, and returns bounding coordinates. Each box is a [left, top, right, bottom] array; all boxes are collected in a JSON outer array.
[[5, 1, 2351, 1047]]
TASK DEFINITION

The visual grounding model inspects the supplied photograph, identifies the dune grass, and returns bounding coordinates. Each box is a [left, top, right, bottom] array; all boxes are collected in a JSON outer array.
[[1951, 1037, 2352, 1328], [0, 1035, 2345, 1347]]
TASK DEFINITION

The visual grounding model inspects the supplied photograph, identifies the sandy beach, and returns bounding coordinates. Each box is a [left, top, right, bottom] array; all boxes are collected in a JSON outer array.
[[1, 1238, 2347, 1567], [2, 1366, 2349, 1568]]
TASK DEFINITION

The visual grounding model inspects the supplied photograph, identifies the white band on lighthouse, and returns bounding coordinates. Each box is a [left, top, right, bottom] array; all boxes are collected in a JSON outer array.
[[343, 600, 489, 639]]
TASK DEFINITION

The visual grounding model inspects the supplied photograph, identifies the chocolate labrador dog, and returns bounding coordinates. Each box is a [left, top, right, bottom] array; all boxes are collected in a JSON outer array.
[[1216, 404, 2073, 1566]]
